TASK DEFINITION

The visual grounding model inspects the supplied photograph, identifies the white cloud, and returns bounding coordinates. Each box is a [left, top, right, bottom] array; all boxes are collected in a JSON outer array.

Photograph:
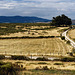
[[0, 0, 75, 19]]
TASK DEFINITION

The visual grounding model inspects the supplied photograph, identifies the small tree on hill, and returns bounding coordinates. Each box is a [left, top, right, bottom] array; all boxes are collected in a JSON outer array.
[[51, 14, 72, 27]]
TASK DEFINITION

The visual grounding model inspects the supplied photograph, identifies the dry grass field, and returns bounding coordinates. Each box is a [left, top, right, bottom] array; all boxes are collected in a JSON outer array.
[[0, 38, 72, 56], [0, 26, 68, 37], [68, 29, 75, 40], [2, 59, 75, 74]]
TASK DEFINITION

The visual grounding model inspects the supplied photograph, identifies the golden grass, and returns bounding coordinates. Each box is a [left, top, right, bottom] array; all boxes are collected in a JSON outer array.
[[0, 38, 72, 56], [0, 27, 68, 37], [2, 60, 75, 70], [68, 29, 75, 39]]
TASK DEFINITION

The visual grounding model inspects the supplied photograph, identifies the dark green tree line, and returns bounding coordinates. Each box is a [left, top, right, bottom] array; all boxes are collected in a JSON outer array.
[[51, 14, 72, 27]]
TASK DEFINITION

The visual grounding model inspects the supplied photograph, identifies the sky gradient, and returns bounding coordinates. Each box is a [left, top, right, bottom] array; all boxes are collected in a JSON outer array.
[[0, 0, 75, 19]]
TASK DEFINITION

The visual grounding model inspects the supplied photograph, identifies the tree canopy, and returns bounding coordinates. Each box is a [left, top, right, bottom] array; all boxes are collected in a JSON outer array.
[[51, 14, 72, 27]]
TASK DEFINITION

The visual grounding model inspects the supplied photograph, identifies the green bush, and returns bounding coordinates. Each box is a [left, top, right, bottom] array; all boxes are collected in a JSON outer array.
[[0, 62, 16, 75], [0, 62, 5, 65]]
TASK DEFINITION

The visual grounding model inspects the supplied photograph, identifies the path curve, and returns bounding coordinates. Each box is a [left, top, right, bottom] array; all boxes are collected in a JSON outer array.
[[62, 29, 75, 48]]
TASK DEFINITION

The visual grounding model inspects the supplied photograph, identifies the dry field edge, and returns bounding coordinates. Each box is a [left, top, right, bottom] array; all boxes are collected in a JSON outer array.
[[0, 38, 72, 57]]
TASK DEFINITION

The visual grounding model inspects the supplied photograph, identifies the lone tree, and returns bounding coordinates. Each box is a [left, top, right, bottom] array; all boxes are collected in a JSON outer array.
[[51, 14, 72, 27]]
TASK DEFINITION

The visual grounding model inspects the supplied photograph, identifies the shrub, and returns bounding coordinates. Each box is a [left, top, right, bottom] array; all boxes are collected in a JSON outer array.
[[0, 63, 16, 75], [35, 66, 49, 70], [38, 62, 47, 64], [54, 63, 63, 65], [36, 57, 48, 61], [42, 66, 49, 70], [61, 57, 75, 62], [66, 40, 70, 45], [32, 33, 35, 35], [69, 52, 73, 56], [0, 55, 5, 59], [11, 55, 30, 60], [0, 62, 5, 65], [50, 36, 55, 38], [61, 36, 65, 40]]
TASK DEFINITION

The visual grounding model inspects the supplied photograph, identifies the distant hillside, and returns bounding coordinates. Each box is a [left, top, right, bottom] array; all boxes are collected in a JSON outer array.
[[72, 20, 75, 25], [0, 16, 51, 23]]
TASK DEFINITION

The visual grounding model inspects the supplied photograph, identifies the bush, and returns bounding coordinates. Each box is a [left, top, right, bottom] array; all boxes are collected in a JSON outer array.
[[61, 36, 65, 40], [11, 55, 30, 60], [50, 36, 55, 38], [36, 57, 48, 61], [42, 66, 49, 70], [35, 66, 49, 70], [32, 33, 35, 35], [0, 62, 16, 75], [54, 63, 63, 65], [0, 55, 5, 59], [0, 62, 5, 65], [61, 57, 75, 62], [38, 62, 47, 64], [66, 40, 70, 45], [69, 52, 73, 56]]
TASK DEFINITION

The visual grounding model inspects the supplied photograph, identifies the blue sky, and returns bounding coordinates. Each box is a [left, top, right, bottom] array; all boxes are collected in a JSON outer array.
[[0, 0, 75, 19]]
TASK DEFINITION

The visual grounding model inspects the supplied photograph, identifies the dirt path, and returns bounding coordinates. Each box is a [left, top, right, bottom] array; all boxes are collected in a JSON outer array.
[[62, 29, 75, 48]]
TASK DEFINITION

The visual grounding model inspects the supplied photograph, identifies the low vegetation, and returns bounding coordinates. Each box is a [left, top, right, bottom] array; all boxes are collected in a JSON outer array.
[[0, 62, 17, 75], [0, 55, 5, 59], [20, 69, 75, 75], [0, 23, 51, 35], [11, 55, 30, 60], [61, 36, 65, 40], [66, 40, 71, 45], [54, 63, 63, 65], [61, 57, 75, 62], [36, 57, 49, 61], [38, 62, 47, 64]]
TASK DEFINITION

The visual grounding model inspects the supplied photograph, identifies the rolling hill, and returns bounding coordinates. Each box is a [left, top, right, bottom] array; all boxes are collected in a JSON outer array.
[[0, 16, 51, 23], [72, 20, 75, 25]]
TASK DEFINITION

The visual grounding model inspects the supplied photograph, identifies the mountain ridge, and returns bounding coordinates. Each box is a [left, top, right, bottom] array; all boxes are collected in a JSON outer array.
[[0, 16, 51, 23]]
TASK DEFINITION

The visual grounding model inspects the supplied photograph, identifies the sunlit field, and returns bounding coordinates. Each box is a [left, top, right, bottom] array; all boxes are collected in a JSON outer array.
[[0, 38, 72, 56], [68, 29, 75, 41]]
